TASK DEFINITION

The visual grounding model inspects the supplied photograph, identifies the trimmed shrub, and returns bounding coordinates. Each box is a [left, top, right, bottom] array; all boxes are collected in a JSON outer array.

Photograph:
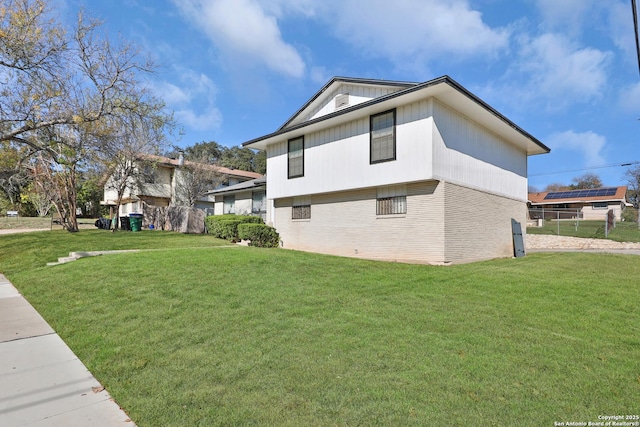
[[238, 223, 280, 248], [205, 214, 264, 242]]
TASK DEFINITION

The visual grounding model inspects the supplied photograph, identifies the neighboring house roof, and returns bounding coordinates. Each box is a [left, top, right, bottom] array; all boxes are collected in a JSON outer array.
[[243, 75, 550, 156], [528, 186, 629, 205], [203, 176, 266, 196], [138, 153, 263, 180]]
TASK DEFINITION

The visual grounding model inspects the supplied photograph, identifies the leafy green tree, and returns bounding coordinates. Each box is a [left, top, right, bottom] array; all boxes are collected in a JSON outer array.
[[181, 141, 266, 174], [183, 141, 223, 164], [76, 172, 103, 217], [20, 181, 52, 217]]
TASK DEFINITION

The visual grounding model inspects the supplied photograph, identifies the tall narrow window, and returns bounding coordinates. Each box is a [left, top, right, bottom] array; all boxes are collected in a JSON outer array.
[[370, 109, 396, 163], [288, 136, 304, 178]]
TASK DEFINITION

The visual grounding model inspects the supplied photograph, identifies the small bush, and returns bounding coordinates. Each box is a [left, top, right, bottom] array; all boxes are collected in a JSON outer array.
[[205, 214, 264, 242], [622, 208, 638, 223], [238, 223, 280, 248]]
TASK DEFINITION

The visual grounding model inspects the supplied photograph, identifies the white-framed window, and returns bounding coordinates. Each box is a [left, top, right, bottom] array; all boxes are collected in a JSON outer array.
[[223, 195, 235, 214], [377, 185, 406, 215], [370, 109, 396, 164], [288, 136, 304, 179], [292, 196, 311, 220], [592, 202, 608, 209]]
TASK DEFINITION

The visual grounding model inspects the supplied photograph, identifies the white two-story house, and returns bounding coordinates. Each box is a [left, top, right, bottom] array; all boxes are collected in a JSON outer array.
[[243, 76, 549, 264]]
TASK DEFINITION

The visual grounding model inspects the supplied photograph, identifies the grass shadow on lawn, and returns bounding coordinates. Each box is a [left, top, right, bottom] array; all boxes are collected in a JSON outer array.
[[1, 231, 639, 426]]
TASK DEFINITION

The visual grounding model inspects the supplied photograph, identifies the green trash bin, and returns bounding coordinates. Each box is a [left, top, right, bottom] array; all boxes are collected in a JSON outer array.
[[129, 213, 143, 232]]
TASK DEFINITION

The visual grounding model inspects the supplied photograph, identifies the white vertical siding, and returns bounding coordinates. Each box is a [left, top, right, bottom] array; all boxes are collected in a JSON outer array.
[[431, 100, 528, 201], [267, 99, 433, 199]]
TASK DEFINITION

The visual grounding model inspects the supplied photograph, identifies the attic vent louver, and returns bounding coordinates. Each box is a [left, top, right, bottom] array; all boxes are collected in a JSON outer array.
[[335, 93, 349, 110]]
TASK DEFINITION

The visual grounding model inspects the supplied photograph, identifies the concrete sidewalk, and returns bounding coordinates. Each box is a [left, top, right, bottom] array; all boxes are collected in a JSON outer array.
[[0, 274, 135, 427]]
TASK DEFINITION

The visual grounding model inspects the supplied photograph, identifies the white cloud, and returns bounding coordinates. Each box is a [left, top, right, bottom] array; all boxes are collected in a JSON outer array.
[[316, 0, 509, 61], [534, 0, 600, 35], [153, 81, 191, 105], [518, 33, 612, 105], [618, 82, 640, 113], [607, 1, 637, 62], [151, 68, 222, 132], [483, 33, 613, 110], [546, 130, 607, 167], [171, 0, 305, 78], [175, 108, 222, 132], [309, 66, 330, 85]]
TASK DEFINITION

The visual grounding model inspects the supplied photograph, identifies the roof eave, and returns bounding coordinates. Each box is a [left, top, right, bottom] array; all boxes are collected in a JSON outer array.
[[244, 76, 549, 156]]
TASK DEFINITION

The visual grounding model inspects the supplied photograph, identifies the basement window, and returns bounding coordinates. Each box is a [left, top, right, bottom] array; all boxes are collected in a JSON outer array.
[[292, 205, 311, 220], [376, 185, 407, 215], [376, 196, 406, 215], [292, 196, 311, 220]]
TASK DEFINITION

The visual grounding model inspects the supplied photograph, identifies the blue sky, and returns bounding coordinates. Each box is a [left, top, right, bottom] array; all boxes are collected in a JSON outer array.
[[56, 0, 640, 190]]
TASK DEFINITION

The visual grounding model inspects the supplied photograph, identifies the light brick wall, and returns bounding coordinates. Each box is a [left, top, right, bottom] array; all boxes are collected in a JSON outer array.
[[443, 181, 526, 263], [272, 180, 525, 264], [274, 181, 445, 263]]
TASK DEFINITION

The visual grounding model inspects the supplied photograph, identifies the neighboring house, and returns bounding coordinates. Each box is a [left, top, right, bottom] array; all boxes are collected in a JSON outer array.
[[242, 76, 550, 264], [203, 176, 267, 219], [528, 186, 630, 221], [101, 152, 262, 217]]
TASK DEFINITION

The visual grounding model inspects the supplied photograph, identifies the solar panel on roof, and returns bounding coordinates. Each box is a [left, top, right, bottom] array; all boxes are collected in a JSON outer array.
[[543, 187, 618, 200]]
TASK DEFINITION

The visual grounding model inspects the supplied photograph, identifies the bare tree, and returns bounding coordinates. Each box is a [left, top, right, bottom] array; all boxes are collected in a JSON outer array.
[[1, 1, 155, 147], [570, 173, 603, 189], [173, 155, 223, 208], [625, 164, 640, 209], [98, 101, 173, 229], [1, 0, 173, 230], [543, 183, 570, 192], [27, 124, 94, 231]]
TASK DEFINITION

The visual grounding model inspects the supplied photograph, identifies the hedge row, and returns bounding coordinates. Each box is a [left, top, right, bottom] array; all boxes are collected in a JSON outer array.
[[205, 214, 259, 241], [205, 214, 279, 247], [238, 223, 280, 248]]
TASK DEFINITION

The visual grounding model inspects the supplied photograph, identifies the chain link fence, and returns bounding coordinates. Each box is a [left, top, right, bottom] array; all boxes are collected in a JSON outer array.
[[527, 207, 639, 238]]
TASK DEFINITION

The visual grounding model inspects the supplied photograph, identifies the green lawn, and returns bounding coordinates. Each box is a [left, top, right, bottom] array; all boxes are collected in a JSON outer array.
[[1, 230, 639, 426], [527, 220, 640, 242]]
